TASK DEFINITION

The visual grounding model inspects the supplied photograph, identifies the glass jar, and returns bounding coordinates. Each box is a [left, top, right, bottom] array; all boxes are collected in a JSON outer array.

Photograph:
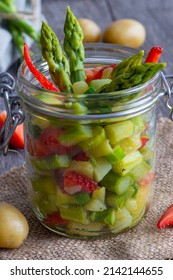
[[16, 43, 164, 238]]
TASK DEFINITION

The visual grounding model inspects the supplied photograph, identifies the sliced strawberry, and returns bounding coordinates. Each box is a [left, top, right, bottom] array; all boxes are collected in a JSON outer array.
[[73, 151, 89, 161], [157, 204, 173, 229], [44, 212, 68, 225], [64, 170, 98, 193], [38, 126, 72, 156]]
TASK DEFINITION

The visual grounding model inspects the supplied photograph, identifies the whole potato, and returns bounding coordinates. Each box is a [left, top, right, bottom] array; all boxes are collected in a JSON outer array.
[[0, 202, 29, 249], [102, 19, 146, 48], [78, 18, 101, 43]]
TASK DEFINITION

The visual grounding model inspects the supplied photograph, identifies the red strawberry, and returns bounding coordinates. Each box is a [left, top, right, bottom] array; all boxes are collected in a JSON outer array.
[[73, 151, 89, 161], [64, 171, 98, 194], [39, 126, 72, 156], [157, 204, 173, 229], [44, 212, 68, 225]]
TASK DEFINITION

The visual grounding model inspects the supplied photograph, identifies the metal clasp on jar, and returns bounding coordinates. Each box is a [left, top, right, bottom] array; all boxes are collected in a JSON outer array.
[[161, 72, 173, 120], [0, 72, 25, 155]]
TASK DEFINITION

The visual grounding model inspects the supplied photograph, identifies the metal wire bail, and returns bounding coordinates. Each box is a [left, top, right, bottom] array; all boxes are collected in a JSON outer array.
[[161, 72, 173, 120], [0, 72, 25, 155]]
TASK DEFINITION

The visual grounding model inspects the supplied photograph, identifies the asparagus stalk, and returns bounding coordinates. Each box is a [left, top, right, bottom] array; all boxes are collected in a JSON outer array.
[[111, 50, 144, 79], [63, 6, 85, 83], [98, 62, 166, 93], [40, 21, 72, 93], [0, 0, 40, 53], [9, 23, 25, 55]]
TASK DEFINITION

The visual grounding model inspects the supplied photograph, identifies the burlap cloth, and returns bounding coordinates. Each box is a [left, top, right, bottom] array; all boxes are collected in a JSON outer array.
[[1, 117, 173, 260]]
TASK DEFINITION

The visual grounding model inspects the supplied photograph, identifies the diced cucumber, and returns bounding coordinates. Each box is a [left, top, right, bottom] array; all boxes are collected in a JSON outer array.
[[131, 116, 145, 133], [128, 185, 149, 220], [92, 187, 106, 203], [119, 134, 142, 153], [100, 170, 119, 193], [56, 187, 76, 207], [109, 208, 132, 233], [71, 102, 88, 115], [105, 120, 134, 145], [89, 139, 113, 157], [59, 206, 88, 224], [129, 161, 151, 182], [105, 186, 135, 209], [93, 157, 112, 182], [90, 208, 116, 225], [36, 93, 63, 106], [106, 145, 125, 164], [115, 175, 134, 195], [140, 146, 154, 161], [90, 79, 111, 90], [72, 81, 89, 95], [65, 160, 94, 179], [31, 154, 71, 171], [31, 175, 57, 194], [80, 126, 106, 151], [84, 187, 106, 211], [59, 125, 93, 146], [75, 192, 91, 206], [112, 150, 143, 175]]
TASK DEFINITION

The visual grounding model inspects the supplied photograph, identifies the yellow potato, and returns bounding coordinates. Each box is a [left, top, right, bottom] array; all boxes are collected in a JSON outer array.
[[78, 18, 101, 43], [0, 202, 29, 249], [102, 19, 146, 48]]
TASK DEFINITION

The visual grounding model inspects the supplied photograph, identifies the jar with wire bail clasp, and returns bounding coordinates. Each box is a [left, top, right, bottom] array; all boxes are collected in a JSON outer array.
[[1, 43, 173, 238]]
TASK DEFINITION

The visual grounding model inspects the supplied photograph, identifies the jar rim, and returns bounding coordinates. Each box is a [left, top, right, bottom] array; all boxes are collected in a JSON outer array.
[[16, 43, 162, 120]]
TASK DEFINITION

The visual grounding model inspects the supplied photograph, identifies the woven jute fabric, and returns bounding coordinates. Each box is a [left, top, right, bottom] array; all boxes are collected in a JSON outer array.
[[1, 117, 173, 260]]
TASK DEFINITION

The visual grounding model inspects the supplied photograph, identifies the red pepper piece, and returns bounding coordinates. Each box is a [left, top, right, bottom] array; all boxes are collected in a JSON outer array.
[[24, 42, 59, 92], [93, 64, 116, 80], [140, 137, 149, 148], [145, 46, 163, 63], [157, 204, 173, 229]]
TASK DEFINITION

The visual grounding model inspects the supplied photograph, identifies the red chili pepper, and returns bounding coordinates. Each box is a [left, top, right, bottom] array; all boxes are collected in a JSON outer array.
[[93, 64, 116, 80], [23, 42, 59, 92], [145, 46, 163, 63]]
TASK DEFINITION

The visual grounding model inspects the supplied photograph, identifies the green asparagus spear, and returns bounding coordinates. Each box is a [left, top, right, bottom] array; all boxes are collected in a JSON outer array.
[[0, 0, 40, 53], [9, 22, 25, 55], [111, 50, 144, 79], [63, 6, 85, 83], [40, 21, 72, 93], [98, 62, 166, 93]]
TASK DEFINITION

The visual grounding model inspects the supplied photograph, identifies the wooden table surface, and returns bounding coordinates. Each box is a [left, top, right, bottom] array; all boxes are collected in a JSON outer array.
[[1, 0, 173, 173]]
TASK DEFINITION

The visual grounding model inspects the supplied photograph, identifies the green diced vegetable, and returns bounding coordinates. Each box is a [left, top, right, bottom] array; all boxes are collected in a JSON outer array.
[[59, 125, 93, 146], [90, 208, 116, 225], [129, 161, 151, 182], [93, 157, 112, 182], [105, 121, 134, 144], [31, 154, 71, 171], [106, 145, 125, 164], [60, 206, 88, 224], [112, 150, 143, 175], [31, 176, 57, 194], [75, 192, 91, 206]]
